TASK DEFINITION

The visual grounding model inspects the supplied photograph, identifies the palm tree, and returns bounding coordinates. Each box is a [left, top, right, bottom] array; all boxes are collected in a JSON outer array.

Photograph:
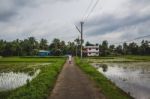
[[40, 38, 48, 50]]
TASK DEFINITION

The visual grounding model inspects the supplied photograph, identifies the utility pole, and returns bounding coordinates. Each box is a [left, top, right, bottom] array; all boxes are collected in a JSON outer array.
[[80, 21, 84, 59], [75, 21, 84, 59], [75, 40, 77, 57], [75, 36, 79, 57]]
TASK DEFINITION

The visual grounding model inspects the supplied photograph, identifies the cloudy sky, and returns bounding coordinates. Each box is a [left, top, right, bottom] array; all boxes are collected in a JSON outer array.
[[0, 0, 150, 44]]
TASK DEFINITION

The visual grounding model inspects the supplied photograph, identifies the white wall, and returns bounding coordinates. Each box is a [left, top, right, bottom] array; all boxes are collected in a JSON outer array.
[[85, 46, 99, 56], [87, 52, 99, 56]]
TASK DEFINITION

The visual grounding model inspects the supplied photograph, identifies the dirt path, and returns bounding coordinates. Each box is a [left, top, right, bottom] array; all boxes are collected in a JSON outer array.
[[48, 58, 106, 99]]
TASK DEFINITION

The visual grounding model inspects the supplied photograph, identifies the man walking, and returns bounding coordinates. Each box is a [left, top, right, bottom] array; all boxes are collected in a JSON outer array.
[[68, 55, 72, 64]]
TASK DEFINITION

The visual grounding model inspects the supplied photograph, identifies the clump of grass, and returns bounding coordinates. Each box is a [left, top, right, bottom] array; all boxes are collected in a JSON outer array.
[[26, 79, 30, 87], [75, 57, 133, 99]]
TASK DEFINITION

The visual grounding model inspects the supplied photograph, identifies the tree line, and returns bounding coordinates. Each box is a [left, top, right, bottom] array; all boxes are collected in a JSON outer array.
[[97, 40, 150, 56], [0, 37, 77, 56], [0, 37, 149, 56]]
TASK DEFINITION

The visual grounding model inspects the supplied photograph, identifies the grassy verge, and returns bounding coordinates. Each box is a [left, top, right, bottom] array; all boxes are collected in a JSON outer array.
[[75, 57, 132, 99], [0, 57, 66, 99]]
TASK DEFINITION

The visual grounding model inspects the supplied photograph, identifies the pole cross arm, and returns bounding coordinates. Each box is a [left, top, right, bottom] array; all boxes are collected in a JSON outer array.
[[74, 25, 81, 34]]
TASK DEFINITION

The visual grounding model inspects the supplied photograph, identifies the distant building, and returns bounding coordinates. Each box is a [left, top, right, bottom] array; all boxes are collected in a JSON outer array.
[[38, 50, 51, 56], [84, 46, 99, 56]]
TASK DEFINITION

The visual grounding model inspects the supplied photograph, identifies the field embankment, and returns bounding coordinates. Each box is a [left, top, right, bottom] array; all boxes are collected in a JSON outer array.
[[75, 57, 133, 99]]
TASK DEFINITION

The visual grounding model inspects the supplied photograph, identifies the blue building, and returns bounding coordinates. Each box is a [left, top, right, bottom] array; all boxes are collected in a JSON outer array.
[[38, 50, 51, 56]]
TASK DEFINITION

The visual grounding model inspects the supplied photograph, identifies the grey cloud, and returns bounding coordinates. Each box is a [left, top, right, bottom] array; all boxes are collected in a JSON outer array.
[[0, 0, 77, 22], [0, 0, 38, 22], [0, 11, 17, 22], [120, 21, 150, 39], [0, 1, 22, 22], [84, 0, 150, 37], [85, 12, 150, 36], [131, 0, 150, 5]]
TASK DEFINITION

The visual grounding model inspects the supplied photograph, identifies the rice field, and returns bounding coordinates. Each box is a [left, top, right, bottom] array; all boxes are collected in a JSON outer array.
[[85, 56, 150, 99], [0, 57, 66, 99]]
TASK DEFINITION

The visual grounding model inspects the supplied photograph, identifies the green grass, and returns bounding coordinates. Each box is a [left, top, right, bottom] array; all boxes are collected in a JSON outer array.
[[85, 55, 150, 63], [0, 57, 59, 63], [75, 57, 132, 99], [0, 63, 51, 75], [0, 57, 66, 99], [124, 55, 150, 61]]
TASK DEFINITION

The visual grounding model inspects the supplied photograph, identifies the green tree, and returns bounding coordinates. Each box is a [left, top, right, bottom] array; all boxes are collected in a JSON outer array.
[[115, 45, 123, 55], [109, 44, 115, 55], [139, 40, 150, 55], [39, 38, 48, 50], [128, 42, 139, 55], [85, 41, 94, 46], [0, 40, 6, 56], [100, 40, 109, 56], [123, 42, 128, 55], [49, 38, 62, 56]]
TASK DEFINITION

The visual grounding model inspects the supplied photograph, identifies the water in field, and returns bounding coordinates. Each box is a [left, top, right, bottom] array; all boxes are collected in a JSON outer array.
[[0, 70, 40, 91], [92, 62, 150, 99]]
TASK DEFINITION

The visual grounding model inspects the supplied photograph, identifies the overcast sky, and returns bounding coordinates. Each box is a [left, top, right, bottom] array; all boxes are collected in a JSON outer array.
[[0, 0, 150, 44]]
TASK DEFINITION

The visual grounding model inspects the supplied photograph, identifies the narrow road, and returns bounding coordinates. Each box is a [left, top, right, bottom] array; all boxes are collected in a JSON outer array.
[[49, 58, 106, 99]]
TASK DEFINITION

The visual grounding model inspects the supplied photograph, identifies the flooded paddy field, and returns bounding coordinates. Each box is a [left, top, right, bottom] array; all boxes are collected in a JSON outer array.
[[0, 56, 66, 99], [91, 62, 150, 99], [0, 63, 51, 91], [0, 70, 40, 91]]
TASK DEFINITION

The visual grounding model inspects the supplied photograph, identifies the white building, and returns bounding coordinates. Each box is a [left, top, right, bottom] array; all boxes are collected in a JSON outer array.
[[84, 46, 99, 56]]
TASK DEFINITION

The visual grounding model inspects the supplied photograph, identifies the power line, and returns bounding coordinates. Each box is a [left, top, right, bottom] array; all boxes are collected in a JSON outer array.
[[82, 0, 94, 21], [112, 34, 150, 45], [84, 0, 100, 22]]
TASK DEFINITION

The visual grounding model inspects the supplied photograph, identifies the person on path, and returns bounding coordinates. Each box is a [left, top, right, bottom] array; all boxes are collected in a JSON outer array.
[[68, 55, 72, 64]]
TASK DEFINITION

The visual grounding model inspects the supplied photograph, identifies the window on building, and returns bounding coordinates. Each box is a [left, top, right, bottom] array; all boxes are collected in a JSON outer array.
[[96, 48, 98, 50], [89, 48, 91, 50]]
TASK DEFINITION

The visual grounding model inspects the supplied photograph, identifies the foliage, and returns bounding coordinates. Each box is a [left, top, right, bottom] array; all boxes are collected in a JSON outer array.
[[0, 37, 78, 56], [39, 38, 48, 50], [85, 41, 94, 46], [99, 40, 150, 56], [99, 40, 109, 56]]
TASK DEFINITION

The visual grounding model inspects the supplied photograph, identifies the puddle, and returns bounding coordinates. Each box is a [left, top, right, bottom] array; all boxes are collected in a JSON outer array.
[[92, 62, 150, 99], [0, 70, 40, 91]]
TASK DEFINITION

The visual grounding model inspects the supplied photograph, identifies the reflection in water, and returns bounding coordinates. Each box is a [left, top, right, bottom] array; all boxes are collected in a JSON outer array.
[[94, 64, 108, 72], [92, 62, 150, 99], [0, 70, 40, 91]]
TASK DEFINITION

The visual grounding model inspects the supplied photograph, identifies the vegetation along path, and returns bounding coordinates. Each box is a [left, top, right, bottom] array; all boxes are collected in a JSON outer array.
[[49, 58, 106, 99]]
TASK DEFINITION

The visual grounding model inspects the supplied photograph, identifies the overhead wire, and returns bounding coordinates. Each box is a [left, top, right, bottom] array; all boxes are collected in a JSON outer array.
[[112, 34, 150, 45], [82, 0, 94, 21], [83, 0, 100, 22]]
